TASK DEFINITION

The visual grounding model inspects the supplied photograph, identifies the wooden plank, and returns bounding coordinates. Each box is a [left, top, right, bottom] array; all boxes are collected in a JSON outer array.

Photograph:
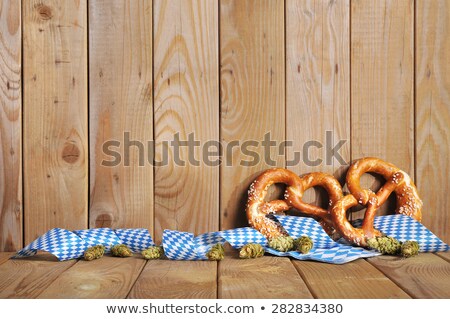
[[435, 252, 450, 263], [292, 259, 410, 298], [415, 0, 450, 244], [350, 0, 414, 217], [286, 0, 350, 200], [0, 253, 77, 298], [219, 254, 312, 299], [0, 252, 14, 266], [89, 0, 153, 230], [128, 260, 217, 299], [0, 0, 22, 251], [153, 0, 219, 238], [38, 256, 145, 298], [368, 254, 450, 298], [23, 0, 88, 242], [220, 0, 285, 229]]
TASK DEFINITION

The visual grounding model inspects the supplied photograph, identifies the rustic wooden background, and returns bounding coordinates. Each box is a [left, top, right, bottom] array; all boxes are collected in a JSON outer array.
[[0, 0, 448, 252]]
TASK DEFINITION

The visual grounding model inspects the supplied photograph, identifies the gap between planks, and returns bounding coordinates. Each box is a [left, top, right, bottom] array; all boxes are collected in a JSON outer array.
[[218, 248, 312, 299], [367, 253, 450, 298], [38, 256, 146, 298], [0, 253, 78, 298], [129, 260, 218, 299], [291, 258, 410, 299]]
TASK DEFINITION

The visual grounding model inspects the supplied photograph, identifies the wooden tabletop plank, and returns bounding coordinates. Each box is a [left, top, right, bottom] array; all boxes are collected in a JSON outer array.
[[435, 252, 450, 263], [128, 260, 217, 299], [0, 252, 14, 266], [368, 254, 450, 298], [292, 259, 410, 299], [0, 253, 77, 298], [38, 256, 146, 299], [219, 256, 313, 299]]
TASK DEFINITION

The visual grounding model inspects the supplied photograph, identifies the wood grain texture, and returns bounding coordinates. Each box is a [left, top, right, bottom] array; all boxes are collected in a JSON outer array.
[[292, 259, 410, 298], [89, 0, 153, 231], [38, 256, 145, 298], [435, 252, 450, 263], [350, 0, 414, 217], [0, 253, 76, 298], [286, 0, 350, 207], [23, 0, 88, 242], [415, 0, 450, 244], [219, 256, 313, 298], [0, 252, 14, 265], [128, 260, 217, 299], [368, 254, 450, 298], [0, 0, 22, 251], [220, 0, 285, 229], [153, 0, 219, 238]]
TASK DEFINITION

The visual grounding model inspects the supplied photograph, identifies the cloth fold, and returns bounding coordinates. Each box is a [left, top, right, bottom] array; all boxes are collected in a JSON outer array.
[[14, 215, 449, 264]]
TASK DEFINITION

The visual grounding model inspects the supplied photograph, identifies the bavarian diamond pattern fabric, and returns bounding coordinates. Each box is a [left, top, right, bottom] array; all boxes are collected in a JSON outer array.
[[74, 228, 122, 252], [194, 232, 227, 259], [373, 215, 449, 252], [13, 214, 449, 263], [275, 215, 338, 249], [15, 228, 88, 261], [219, 228, 267, 249], [162, 230, 202, 260], [264, 216, 380, 263], [115, 228, 155, 252]]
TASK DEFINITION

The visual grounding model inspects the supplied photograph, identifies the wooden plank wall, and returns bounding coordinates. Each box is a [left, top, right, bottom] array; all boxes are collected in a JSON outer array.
[[0, 0, 22, 251], [153, 0, 219, 238], [89, 0, 153, 231], [0, 0, 449, 251], [220, 0, 285, 229], [23, 0, 88, 243]]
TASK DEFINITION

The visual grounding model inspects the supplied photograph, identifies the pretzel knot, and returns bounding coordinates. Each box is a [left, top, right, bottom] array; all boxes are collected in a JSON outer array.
[[246, 168, 343, 239], [331, 157, 423, 247]]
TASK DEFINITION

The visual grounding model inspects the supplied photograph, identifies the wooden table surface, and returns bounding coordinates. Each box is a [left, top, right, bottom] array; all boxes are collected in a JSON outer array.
[[0, 251, 449, 299]]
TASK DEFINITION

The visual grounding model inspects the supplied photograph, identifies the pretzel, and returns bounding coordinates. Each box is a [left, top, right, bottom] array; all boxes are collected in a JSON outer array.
[[246, 168, 343, 239], [331, 157, 423, 246]]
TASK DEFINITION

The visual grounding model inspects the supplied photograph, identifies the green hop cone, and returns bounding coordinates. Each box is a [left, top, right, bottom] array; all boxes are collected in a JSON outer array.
[[84, 245, 105, 261], [268, 236, 294, 252], [294, 236, 313, 254], [367, 236, 401, 255], [111, 244, 134, 257], [206, 243, 225, 261], [239, 243, 265, 259], [401, 241, 419, 258], [142, 246, 164, 260]]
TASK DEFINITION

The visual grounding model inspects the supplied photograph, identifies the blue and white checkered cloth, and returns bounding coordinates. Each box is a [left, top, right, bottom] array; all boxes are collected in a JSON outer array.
[[15, 228, 155, 261], [14, 215, 449, 263], [162, 215, 449, 264]]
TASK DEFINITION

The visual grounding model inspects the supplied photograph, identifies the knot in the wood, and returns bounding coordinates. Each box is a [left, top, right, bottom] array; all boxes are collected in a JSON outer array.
[[36, 4, 53, 20], [95, 213, 113, 228], [62, 142, 80, 164]]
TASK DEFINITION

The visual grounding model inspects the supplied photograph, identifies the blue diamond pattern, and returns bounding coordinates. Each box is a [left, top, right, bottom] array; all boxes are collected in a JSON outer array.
[[13, 214, 448, 264], [115, 228, 155, 252], [15, 228, 88, 261], [74, 228, 122, 252], [162, 230, 203, 260], [218, 228, 267, 249]]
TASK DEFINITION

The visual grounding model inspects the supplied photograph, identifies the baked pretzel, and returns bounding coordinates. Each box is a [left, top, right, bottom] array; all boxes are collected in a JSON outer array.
[[331, 157, 423, 246], [246, 168, 343, 239]]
